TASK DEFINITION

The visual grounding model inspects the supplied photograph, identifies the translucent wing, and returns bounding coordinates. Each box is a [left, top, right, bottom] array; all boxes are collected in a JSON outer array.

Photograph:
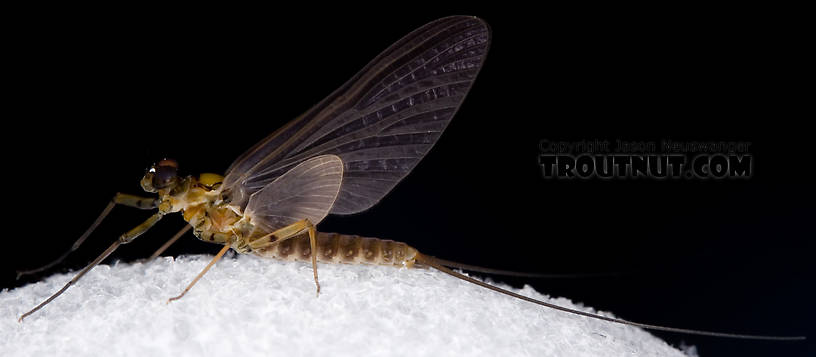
[[223, 16, 490, 215], [244, 155, 343, 233]]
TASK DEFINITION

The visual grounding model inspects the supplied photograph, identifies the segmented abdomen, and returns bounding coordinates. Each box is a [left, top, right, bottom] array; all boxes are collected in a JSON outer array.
[[252, 232, 418, 268]]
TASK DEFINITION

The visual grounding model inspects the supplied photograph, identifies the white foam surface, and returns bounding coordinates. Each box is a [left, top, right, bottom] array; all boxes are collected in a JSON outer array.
[[1, 255, 692, 356]]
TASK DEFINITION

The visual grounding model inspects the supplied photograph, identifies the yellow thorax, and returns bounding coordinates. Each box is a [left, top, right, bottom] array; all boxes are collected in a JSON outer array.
[[198, 173, 224, 188]]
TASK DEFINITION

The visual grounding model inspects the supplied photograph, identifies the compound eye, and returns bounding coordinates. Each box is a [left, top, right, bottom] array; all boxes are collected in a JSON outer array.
[[153, 158, 179, 188], [157, 158, 178, 169]]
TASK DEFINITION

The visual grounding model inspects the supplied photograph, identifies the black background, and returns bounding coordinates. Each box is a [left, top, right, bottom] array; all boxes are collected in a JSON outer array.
[[6, 5, 813, 357]]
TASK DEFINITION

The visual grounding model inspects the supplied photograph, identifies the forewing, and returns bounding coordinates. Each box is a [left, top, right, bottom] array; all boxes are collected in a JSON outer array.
[[245, 155, 343, 233], [224, 16, 490, 214]]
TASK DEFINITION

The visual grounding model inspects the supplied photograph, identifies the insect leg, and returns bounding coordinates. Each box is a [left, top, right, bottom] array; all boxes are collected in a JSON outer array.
[[167, 244, 230, 303], [18, 212, 164, 321], [248, 219, 320, 295], [147, 225, 193, 260], [167, 218, 320, 303], [16, 193, 158, 279], [306, 220, 318, 296]]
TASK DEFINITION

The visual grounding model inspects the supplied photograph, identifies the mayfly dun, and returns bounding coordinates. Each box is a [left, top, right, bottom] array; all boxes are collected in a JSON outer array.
[[16, 16, 805, 342]]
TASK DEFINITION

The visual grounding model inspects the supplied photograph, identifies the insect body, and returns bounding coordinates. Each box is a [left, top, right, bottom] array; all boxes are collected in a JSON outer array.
[[17, 16, 804, 342], [142, 156, 418, 276]]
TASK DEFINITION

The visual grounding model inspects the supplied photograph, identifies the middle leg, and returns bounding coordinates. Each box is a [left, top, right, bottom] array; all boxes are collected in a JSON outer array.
[[248, 219, 319, 295]]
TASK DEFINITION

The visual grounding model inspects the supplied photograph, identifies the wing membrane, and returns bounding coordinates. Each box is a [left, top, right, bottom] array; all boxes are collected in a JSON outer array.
[[245, 155, 343, 233], [224, 16, 490, 214]]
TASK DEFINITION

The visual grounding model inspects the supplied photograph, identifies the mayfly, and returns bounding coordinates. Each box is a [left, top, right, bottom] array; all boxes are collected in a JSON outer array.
[[17, 16, 805, 342]]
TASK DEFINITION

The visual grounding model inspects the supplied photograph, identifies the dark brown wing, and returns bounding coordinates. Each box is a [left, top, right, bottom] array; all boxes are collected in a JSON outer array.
[[223, 16, 490, 214]]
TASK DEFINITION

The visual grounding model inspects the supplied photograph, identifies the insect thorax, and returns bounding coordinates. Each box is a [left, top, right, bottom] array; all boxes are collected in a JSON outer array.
[[161, 173, 248, 247]]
